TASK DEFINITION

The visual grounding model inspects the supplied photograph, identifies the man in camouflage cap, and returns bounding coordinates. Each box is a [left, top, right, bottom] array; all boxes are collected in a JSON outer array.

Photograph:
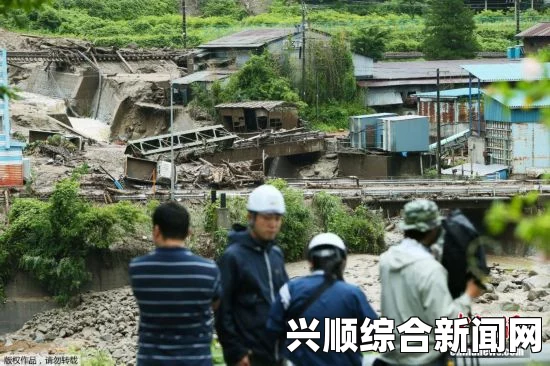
[[399, 199, 442, 232], [375, 199, 482, 366]]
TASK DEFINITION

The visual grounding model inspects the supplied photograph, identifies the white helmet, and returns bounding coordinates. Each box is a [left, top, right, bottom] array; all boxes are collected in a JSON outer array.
[[308, 232, 347, 258], [247, 184, 286, 215]]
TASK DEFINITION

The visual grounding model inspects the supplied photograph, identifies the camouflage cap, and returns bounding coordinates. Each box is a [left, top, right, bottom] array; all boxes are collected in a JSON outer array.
[[399, 199, 443, 232]]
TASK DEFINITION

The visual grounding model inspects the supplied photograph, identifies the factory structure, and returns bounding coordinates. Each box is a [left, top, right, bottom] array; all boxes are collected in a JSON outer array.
[[339, 62, 550, 180]]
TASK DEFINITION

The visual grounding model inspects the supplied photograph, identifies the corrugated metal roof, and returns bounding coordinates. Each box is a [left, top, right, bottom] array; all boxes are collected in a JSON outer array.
[[359, 78, 473, 88], [172, 70, 233, 85], [199, 28, 297, 49], [484, 89, 550, 109], [371, 58, 509, 80], [441, 163, 509, 176], [461, 63, 550, 82], [415, 88, 481, 99], [215, 101, 295, 110], [516, 22, 550, 38]]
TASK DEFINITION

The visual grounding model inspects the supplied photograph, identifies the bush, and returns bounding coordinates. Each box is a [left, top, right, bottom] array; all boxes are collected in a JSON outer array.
[[302, 102, 371, 131], [0, 168, 148, 304], [36, 6, 62, 31], [351, 25, 390, 61], [268, 179, 315, 262], [313, 192, 386, 255]]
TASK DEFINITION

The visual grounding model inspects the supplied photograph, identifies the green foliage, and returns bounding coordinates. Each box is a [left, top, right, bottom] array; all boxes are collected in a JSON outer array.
[[422, 0, 479, 60], [302, 102, 371, 131], [201, 0, 247, 20], [0, 170, 148, 304], [302, 33, 358, 106], [200, 196, 248, 260], [351, 25, 390, 61], [267, 178, 315, 262], [188, 81, 222, 120], [313, 192, 385, 255], [36, 5, 60, 30], [221, 52, 303, 105], [0, 0, 50, 14], [69, 347, 115, 366]]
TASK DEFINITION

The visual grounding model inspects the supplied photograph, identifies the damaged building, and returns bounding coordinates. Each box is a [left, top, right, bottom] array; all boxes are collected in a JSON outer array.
[[215, 101, 300, 133]]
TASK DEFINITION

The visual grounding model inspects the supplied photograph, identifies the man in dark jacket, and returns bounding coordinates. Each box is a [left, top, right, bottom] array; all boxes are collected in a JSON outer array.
[[215, 184, 289, 366]]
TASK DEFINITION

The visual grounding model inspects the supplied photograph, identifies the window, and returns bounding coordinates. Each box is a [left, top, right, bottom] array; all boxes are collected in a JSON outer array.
[[270, 118, 282, 130], [257, 116, 268, 130]]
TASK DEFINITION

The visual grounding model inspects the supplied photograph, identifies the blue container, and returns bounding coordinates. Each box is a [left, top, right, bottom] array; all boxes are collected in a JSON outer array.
[[349, 113, 396, 149], [507, 47, 514, 60], [379, 115, 430, 153], [514, 45, 522, 59]]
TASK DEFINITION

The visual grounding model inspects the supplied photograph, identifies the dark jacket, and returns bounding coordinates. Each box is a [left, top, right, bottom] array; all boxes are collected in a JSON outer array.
[[215, 224, 289, 365], [267, 271, 379, 366]]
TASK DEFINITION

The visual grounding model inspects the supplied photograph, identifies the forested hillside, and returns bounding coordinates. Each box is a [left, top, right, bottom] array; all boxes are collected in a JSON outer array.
[[0, 0, 548, 53]]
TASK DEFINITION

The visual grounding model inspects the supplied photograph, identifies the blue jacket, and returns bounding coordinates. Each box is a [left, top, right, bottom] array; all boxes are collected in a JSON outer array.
[[215, 224, 289, 365], [266, 271, 379, 366]]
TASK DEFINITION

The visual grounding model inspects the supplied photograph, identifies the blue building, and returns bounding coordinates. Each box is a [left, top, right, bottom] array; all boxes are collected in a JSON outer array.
[[461, 62, 550, 176], [0, 49, 26, 186], [483, 90, 550, 175]]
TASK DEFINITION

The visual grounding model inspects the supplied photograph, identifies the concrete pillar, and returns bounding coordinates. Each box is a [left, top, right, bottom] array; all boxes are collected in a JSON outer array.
[[216, 193, 231, 230], [216, 208, 231, 230]]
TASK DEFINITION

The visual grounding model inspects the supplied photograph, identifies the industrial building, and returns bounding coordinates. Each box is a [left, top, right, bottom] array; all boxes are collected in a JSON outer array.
[[339, 113, 430, 178], [215, 101, 300, 133], [414, 88, 482, 140], [483, 90, 550, 175], [461, 62, 550, 177], [358, 58, 508, 108]]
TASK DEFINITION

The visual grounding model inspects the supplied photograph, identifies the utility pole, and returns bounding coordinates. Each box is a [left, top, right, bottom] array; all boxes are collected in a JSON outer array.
[[301, 0, 306, 101], [436, 68, 442, 177], [515, 0, 520, 45], [182, 0, 187, 49]]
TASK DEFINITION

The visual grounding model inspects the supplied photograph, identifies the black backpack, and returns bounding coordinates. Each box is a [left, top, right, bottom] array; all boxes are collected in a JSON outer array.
[[441, 210, 490, 299]]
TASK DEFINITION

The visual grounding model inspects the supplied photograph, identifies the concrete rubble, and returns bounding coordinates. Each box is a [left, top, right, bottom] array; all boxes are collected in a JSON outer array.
[[2, 251, 550, 365]]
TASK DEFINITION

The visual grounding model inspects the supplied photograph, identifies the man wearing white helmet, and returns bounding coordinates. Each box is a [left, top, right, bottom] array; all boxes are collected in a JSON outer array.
[[266, 233, 378, 366], [215, 184, 289, 366]]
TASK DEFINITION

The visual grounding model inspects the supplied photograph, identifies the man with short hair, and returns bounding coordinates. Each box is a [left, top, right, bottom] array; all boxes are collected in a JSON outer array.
[[376, 199, 483, 366], [130, 201, 221, 366], [215, 184, 289, 366], [267, 232, 379, 366]]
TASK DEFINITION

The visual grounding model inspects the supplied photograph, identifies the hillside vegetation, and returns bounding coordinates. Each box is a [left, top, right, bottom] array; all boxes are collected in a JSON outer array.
[[0, 0, 548, 53]]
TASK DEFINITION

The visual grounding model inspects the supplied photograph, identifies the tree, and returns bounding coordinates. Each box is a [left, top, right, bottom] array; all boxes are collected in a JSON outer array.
[[221, 52, 303, 104], [302, 32, 358, 106], [422, 0, 479, 60], [351, 25, 390, 61]]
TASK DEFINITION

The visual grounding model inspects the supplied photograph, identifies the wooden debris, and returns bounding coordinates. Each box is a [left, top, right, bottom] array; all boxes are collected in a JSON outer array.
[[178, 160, 263, 188]]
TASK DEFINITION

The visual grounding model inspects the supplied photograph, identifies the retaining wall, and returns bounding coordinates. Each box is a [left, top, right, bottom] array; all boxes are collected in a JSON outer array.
[[0, 249, 146, 335]]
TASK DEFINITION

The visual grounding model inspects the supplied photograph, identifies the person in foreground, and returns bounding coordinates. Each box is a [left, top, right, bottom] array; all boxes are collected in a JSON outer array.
[[129, 201, 222, 366], [215, 184, 289, 366], [267, 232, 379, 366], [376, 199, 483, 366]]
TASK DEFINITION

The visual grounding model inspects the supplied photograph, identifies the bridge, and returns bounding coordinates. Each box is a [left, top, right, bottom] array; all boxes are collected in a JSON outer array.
[[124, 126, 327, 164]]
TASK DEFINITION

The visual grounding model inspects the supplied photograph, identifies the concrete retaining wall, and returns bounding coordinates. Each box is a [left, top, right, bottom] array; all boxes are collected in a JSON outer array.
[[338, 152, 429, 179], [0, 249, 143, 335], [23, 69, 99, 117]]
